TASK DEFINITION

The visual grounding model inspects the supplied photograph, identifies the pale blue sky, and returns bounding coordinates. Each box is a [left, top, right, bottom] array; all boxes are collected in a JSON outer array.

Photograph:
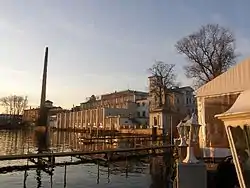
[[0, 0, 250, 109]]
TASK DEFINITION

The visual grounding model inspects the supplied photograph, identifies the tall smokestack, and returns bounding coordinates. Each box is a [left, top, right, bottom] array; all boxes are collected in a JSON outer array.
[[40, 47, 48, 108]]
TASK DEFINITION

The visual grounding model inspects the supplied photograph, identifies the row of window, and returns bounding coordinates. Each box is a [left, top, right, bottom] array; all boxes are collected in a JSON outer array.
[[186, 97, 195, 104], [137, 111, 146, 117], [137, 102, 146, 107], [175, 108, 196, 113], [176, 97, 195, 104]]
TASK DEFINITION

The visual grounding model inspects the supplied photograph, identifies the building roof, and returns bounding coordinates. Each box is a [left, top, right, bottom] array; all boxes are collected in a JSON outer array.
[[196, 58, 250, 97], [45, 100, 53, 103], [101, 89, 148, 98], [170, 86, 194, 93]]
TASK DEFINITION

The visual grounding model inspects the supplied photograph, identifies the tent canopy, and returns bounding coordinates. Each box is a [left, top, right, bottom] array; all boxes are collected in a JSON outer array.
[[196, 58, 250, 97]]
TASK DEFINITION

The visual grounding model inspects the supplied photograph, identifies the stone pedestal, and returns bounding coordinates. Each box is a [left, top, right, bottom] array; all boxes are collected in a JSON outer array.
[[177, 162, 207, 188]]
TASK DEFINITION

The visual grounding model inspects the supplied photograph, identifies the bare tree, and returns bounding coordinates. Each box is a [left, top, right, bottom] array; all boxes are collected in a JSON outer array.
[[148, 61, 178, 107], [175, 24, 237, 87], [0, 95, 28, 115]]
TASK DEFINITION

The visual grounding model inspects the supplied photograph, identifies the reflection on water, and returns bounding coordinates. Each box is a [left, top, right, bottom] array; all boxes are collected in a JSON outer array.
[[0, 129, 163, 155], [0, 129, 172, 188]]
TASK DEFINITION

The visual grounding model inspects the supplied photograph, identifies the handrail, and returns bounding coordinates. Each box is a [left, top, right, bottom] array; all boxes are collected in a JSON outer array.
[[0, 145, 173, 161]]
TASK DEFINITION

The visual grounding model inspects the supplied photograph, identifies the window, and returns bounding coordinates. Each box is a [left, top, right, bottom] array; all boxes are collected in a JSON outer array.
[[153, 117, 157, 126], [137, 103, 140, 107], [186, 98, 189, 104], [137, 111, 140, 117], [142, 111, 146, 117], [142, 102, 145, 106]]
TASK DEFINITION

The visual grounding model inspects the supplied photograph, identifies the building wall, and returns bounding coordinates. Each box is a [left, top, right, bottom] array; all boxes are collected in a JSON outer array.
[[103, 107, 136, 117], [148, 76, 196, 137], [134, 98, 149, 126], [177, 87, 197, 115], [149, 111, 180, 137], [56, 101, 148, 131], [22, 108, 39, 123], [56, 107, 136, 130], [136, 99, 149, 118], [148, 76, 196, 116], [23, 106, 64, 124], [104, 116, 134, 130], [119, 117, 133, 128], [80, 90, 148, 110], [104, 116, 119, 130], [149, 111, 164, 128], [66, 90, 150, 130]]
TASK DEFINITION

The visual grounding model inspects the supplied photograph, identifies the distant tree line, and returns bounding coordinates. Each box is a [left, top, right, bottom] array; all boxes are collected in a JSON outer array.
[[0, 95, 28, 115]]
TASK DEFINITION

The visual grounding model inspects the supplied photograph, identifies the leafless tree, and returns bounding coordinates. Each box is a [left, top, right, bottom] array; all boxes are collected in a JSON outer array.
[[148, 61, 178, 107], [0, 95, 28, 115], [175, 24, 237, 87]]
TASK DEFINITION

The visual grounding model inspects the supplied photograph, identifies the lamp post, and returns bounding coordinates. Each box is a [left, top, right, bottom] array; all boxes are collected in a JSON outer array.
[[176, 121, 187, 147], [182, 113, 201, 164]]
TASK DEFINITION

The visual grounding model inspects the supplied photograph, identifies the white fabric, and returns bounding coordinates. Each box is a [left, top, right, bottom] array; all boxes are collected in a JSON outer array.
[[222, 89, 250, 114], [202, 147, 231, 158], [196, 58, 250, 97]]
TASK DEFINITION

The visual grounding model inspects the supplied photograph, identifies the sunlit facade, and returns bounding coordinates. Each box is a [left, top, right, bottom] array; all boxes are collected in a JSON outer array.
[[56, 90, 149, 130], [148, 76, 196, 130], [22, 100, 64, 125]]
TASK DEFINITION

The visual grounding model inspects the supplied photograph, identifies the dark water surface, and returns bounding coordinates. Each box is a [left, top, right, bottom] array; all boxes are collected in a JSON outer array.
[[0, 129, 170, 188]]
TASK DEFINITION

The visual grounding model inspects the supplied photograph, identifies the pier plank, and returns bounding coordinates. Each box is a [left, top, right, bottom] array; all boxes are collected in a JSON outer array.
[[0, 145, 171, 161]]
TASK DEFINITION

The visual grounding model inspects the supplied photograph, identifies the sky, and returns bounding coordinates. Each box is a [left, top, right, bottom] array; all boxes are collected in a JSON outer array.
[[0, 0, 250, 110]]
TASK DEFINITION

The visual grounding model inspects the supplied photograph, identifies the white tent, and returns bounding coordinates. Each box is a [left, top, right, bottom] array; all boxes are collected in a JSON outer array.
[[197, 58, 250, 97], [196, 58, 250, 157]]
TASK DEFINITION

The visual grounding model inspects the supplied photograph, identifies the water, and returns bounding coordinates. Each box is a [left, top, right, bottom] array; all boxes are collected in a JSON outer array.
[[0, 129, 171, 188]]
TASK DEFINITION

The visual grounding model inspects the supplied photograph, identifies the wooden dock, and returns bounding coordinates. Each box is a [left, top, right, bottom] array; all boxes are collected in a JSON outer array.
[[0, 145, 171, 161], [79, 135, 161, 140], [0, 146, 170, 174]]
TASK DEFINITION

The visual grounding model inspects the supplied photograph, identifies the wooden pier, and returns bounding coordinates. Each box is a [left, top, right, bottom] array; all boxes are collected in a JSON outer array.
[[0, 145, 172, 174], [0, 145, 171, 161]]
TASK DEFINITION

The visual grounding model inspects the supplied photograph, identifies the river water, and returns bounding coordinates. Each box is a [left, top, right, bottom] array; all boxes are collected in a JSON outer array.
[[0, 129, 171, 188]]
